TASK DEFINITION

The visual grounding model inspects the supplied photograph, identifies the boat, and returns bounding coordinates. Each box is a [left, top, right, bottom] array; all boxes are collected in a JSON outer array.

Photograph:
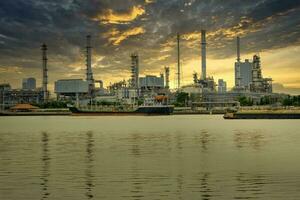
[[0, 111, 71, 116], [68, 105, 174, 116], [0, 104, 71, 116], [224, 110, 300, 119]]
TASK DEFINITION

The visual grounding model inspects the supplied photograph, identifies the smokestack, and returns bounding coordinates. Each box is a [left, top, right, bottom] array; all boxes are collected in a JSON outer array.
[[86, 35, 94, 84], [165, 66, 170, 89], [177, 33, 181, 88], [236, 36, 241, 87], [41, 43, 48, 102], [201, 30, 206, 80], [130, 53, 139, 89], [237, 36, 241, 62]]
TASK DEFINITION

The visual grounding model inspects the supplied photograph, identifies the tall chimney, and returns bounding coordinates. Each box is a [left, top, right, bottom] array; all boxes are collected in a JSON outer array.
[[86, 35, 94, 84], [130, 53, 139, 89], [41, 43, 48, 102], [236, 36, 241, 87], [201, 30, 206, 80], [177, 33, 181, 88], [237, 36, 241, 62], [165, 66, 170, 89]]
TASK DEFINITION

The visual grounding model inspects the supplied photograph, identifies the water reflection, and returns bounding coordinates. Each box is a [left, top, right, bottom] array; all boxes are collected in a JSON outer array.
[[234, 173, 267, 199], [234, 130, 266, 150], [129, 134, 145, 200], [175, 134, 183, 153], [199, 172, 212, 200], [197, 130, 211, 152], [176, 174, 183, 200], [41, 132, 50, 199], [85, 131, 95, 199], [130, 133, 141, 157]]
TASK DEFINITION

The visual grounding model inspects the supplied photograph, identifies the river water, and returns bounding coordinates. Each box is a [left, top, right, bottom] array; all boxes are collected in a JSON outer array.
[[0, 115, 299, 199]]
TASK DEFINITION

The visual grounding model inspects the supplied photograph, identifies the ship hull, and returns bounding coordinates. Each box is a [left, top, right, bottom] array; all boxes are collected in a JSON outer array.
[[69, 106, 174, 116], [224, 112, 300, 119]]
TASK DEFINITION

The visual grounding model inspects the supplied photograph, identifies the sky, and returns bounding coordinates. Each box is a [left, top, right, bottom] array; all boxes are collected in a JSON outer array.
[[0, 0, 300, 93]]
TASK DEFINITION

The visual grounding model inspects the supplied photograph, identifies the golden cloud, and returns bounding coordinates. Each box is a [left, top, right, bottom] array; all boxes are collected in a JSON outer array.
[[181, 17, 260, 43], [93, 5, 145, 24], [105, 27, 146, 45], [145, 0, 155, 4], [182, 32, 201, 40], [0, 66, 23, 74], [157, 54, 170, 61]]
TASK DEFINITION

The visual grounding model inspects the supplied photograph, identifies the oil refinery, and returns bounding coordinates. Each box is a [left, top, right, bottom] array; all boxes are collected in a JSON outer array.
[[0, 31, 291, 113]]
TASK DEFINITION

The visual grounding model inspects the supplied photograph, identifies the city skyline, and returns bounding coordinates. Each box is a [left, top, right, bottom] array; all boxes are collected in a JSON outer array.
[[0, 0, 299, 93]]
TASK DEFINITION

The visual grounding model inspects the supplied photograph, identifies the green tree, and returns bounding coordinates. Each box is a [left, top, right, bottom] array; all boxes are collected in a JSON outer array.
[[238, 96, 253, 106], [174, 92, 189, 107]]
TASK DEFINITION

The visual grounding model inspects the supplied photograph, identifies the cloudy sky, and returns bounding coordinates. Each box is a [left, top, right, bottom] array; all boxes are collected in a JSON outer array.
[[0, 0, 299, 92]]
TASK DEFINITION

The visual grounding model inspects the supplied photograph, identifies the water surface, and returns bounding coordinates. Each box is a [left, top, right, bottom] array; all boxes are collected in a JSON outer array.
[[0, 115, 300, 199]]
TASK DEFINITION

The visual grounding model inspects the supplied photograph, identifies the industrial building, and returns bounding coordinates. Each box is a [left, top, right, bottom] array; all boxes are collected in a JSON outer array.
[[22, 78, 36, 90], [1, 82, 43, 108], [192, 30, 216, 92], [250, 55, 273, 93], [55, 79, 89, 96], [218, 79, 227, 93], [53, 35, 106, 105], [0, 43, 49, 108], [235, 59, 252, 89], [1, 29, 280, 110], [234, 37, 272, 93], [139, 75, 164, 91]]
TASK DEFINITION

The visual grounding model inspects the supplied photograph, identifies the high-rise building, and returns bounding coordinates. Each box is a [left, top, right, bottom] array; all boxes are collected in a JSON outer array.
[[22, 78, 36, 90]]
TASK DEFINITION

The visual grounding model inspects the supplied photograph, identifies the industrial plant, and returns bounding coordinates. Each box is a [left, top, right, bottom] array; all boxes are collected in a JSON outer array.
[[0, 30, 290, 113]]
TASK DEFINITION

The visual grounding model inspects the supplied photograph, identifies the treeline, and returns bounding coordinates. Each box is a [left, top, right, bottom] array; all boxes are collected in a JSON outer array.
[[32, 101, 70, 109], [282, 95, 300, 106], [238, 95, 300, 106], [173, 92, 189, 107]]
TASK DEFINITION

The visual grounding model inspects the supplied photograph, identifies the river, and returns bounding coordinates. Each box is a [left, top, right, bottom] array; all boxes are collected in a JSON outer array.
[[0, 115, 299, 199]]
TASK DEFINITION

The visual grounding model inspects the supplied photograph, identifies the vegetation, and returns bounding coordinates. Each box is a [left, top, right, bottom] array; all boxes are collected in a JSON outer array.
[[259, 96, 271, 105], [238, 96, 253, 106], [282, 95, 300, 106], [174, 92, 189, 107], [94, 101, 117, 106], [32, 101, 70, 109]]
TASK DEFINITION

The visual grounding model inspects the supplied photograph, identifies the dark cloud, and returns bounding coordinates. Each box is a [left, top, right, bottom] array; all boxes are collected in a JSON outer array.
[[0, 0, 299, 88]]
